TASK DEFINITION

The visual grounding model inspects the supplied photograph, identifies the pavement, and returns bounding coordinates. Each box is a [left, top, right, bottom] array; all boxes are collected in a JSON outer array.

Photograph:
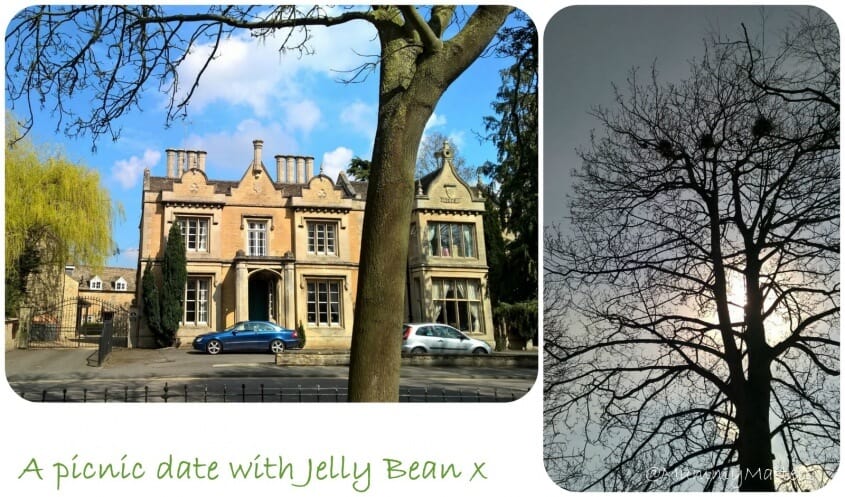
[[4, 347, 538, 383], [5, 348, 341, 382]]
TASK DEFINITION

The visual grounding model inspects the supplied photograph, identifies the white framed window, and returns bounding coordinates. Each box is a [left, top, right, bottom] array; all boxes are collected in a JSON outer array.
[[89, 276, 102, 290], [307, 221, 338, 255], [184, 277, 210, 325], [114, 277, 127, 291], [306, 279, 342, 327], [432, 278, 484, 334], [247, 220, 268, 256], [177, 217, 209, 252], [427, 222, 476, 258]]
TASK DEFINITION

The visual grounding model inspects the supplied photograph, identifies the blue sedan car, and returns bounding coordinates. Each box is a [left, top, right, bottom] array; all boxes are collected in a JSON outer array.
[[192, 321, 302, 355]]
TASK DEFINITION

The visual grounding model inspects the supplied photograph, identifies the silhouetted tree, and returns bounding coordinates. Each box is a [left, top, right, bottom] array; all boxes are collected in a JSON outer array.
[[544, 10, 838, 491]]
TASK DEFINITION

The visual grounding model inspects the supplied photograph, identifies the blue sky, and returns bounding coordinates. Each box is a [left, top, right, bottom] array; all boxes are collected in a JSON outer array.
[[4, 5, 523, 269]]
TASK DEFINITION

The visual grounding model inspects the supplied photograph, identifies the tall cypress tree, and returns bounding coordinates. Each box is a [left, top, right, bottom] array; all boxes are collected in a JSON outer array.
[[141, 261, 163, 345], [159, 222, 187, 346]]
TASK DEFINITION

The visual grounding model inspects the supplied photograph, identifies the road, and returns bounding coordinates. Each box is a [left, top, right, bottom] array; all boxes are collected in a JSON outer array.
[[5, 348, 537, 403]]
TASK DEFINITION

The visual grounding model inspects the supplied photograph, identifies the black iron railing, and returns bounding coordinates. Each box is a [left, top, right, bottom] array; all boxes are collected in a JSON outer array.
[[17, 382, 524, 403]]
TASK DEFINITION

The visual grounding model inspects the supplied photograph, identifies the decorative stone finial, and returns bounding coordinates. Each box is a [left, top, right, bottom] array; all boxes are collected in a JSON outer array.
[[441, 141, 452, 158], [476, 171, 484, 199], [436, 141, 454, 169]]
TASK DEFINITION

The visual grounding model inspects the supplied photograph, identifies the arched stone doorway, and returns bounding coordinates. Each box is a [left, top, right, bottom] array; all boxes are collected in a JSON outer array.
[[247, 269, 282, 323]]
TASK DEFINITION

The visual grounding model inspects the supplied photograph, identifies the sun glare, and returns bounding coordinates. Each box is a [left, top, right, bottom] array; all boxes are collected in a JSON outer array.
[[726, 272, 746, 323], [706, 272, 791, 347]]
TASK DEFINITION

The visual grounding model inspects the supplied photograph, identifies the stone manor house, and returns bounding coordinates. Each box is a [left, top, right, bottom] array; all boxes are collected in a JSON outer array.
[[133, 139, 494, 349]]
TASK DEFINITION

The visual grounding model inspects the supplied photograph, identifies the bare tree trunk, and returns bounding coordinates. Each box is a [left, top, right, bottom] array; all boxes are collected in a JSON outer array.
[[737, 371, 775, 491], [347, 93, 430, 401], [347, 6, 513, 401], [737, 260, 775, 491]]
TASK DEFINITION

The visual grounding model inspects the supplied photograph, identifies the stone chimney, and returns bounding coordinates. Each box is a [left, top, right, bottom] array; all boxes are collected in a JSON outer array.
[[186, 150, 197, 171], [306, 157, 315, 181], [286, 157, 295, 183], [296, 156, 305, 184], [252, 139, 264, 176], [177, 150, 186, 175], [275, 155, 284, 183], [166, 149, 176, 178], [165, 148, 208, 176], [198, 151, 207, 173]]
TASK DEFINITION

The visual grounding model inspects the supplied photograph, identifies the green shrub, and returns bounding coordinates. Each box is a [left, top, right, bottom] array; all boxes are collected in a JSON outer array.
[[79, 322, 104, 335], [493, 300, 538, 340], [297, 321, 307, 348]]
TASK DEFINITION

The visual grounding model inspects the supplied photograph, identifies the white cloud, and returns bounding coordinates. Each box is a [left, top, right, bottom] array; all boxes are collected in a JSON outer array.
[[340, 100, 376, 139], [284, 100, 321, 134], [175, 37, 286, 117], [321, 146, 354, 181], [448, 130, 466, 149], [173, 14, 378, 118], [296, 13, 380, 76], [113, 247, 140, 268], [112, 149, 161, 188], [424, 112, 447, 130]]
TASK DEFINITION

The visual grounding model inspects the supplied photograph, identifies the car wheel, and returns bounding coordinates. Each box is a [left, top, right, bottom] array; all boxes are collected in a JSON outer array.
[[411, 347, 426, 355], [270, 339, 286, 354], [472, 347, 488, 355], [206, 340, 222, 355]]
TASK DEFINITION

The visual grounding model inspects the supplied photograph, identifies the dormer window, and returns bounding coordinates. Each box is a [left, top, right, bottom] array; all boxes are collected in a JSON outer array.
[[114, 277, 128, 291], [89, 276, 103, 290]]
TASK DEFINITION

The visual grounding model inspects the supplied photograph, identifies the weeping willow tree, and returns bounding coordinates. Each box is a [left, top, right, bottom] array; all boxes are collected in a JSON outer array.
[[5, 116, 118, 316]]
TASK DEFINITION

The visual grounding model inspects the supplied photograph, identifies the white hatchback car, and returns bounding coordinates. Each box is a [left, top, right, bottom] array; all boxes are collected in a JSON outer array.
[[401, 323, 492, 355]]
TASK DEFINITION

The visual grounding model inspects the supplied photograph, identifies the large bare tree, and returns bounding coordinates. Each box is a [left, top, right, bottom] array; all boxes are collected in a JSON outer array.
[[416, 131, 474, 179], [544, 11, 838, 491], [6, 5, 513, 401]]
